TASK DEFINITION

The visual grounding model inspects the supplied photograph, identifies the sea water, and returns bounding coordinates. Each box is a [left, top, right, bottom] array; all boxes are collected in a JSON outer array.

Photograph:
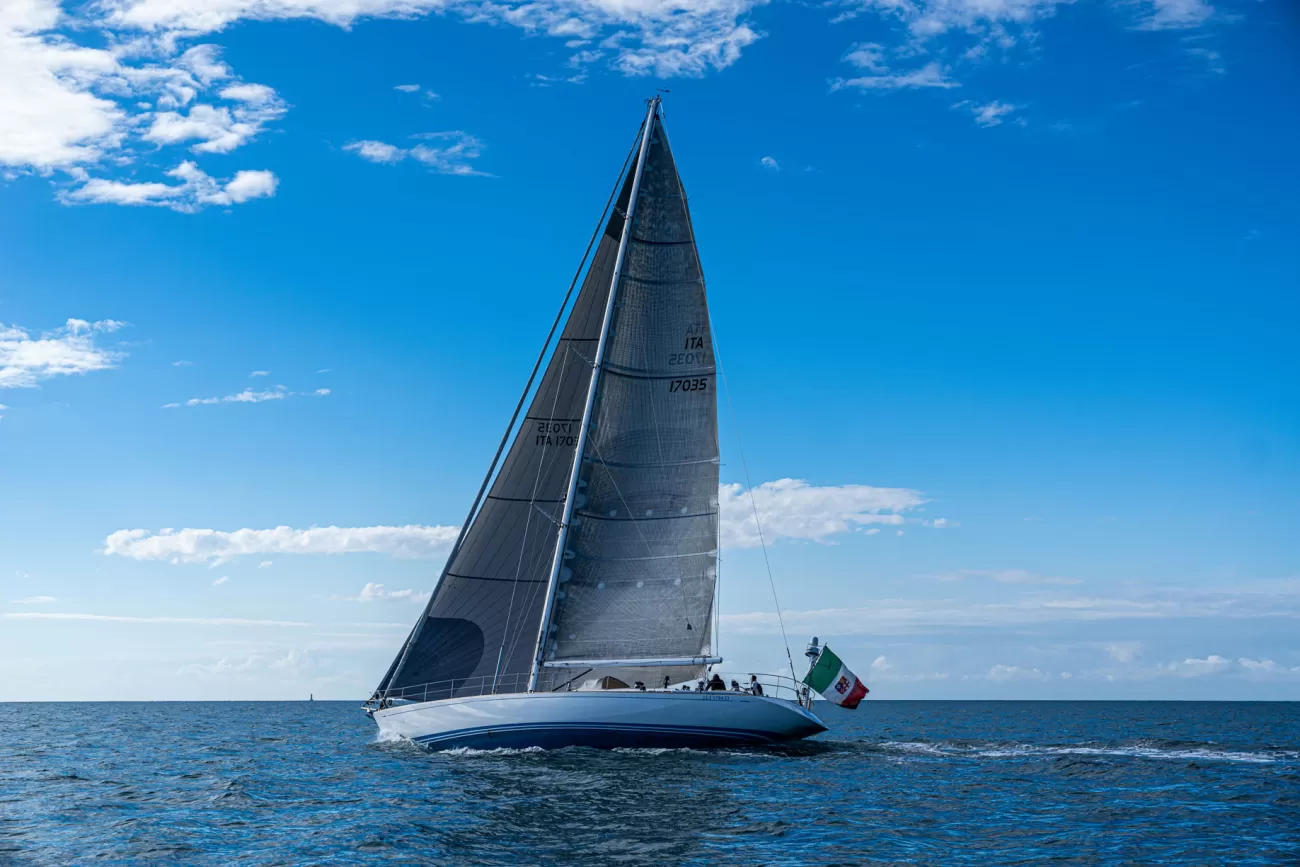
[[1, 701, 1296, 865]]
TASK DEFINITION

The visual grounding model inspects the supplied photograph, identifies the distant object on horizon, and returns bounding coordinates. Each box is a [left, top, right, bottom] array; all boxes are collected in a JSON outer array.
[[365, 97, 831, 750]]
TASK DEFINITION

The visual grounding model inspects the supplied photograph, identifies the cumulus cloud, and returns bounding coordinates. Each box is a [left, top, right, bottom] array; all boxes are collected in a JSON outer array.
[[143, 97, 285, 154], [0, 318, 126, 389], [60, 162, 277, 212], [345, 132, 490, 176], [9, 596, 57, 604], [760, 156, 779, 170], [1, 6, 284, 207], [718, 478, 925, 549], [103, 524, 462, 564], [212, 575, 228, 586]]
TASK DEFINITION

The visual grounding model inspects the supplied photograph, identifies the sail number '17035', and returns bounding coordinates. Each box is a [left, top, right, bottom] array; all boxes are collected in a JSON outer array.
[[669, 378, 708, 393]]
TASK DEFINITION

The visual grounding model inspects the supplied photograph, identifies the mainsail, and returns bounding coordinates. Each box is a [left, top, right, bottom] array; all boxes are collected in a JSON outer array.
[[377, 99, 717, 700]]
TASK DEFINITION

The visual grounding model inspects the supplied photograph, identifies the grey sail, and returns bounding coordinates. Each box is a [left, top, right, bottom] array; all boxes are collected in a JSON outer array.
[[540, 115, 720, 688], [376, 145, 644, 701]]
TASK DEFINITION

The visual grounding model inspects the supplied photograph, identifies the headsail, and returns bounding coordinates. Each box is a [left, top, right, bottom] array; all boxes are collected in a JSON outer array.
[[375, 133, 644, 701], [537, 110, 720, 689]]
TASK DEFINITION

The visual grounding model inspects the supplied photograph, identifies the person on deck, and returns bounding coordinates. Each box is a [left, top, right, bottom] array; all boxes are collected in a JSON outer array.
[[749, 675, 763, 696], [708, 674, 726, 691]]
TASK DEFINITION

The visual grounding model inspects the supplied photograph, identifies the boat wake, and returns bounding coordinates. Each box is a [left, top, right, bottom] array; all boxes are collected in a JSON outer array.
[[875, 739, 1298, 764]]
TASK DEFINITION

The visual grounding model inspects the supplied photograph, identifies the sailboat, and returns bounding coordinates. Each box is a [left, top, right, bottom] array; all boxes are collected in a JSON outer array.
[[366, 97, 827, 750]]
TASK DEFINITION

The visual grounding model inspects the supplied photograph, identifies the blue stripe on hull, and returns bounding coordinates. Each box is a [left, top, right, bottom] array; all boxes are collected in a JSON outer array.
[[409, 721, 792, 751]]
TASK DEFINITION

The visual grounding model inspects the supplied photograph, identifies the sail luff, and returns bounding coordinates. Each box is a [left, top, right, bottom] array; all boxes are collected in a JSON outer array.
[[527, 97, 661, 691]]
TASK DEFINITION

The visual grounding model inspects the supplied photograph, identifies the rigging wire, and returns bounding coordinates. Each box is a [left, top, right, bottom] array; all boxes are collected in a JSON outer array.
[[713, 332, 800, 686], [386, 123, 645, 697]]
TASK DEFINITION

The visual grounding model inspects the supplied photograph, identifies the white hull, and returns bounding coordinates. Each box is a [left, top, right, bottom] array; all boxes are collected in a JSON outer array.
[[373, 690, 827, 751]]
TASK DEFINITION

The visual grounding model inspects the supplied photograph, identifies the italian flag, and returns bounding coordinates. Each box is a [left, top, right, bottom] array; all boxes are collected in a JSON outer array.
[[803, 645, 869, 709]]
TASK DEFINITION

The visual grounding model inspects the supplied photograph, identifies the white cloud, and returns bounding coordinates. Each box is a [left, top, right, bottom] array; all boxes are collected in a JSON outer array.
[[723, 580, 1300, 636], [164, 382, 324, 407], [952, 99, 1021, 127], [345, 140, 403, 163], [843, 41, 887, 72], [832, 61, 957, 91], [171, 359, 194, 366], [345, 132, 490, 176], [143, 96, 284, 154], [760, 156, 779, 170], [1105, 641, 1142, 663], [0, 318, 126, 389], [1136, 0, 1213, 30], [394, 83, 420, 93], [2, 7, 286, 208], [60, 161, 277, 212], [9, 596, 57, 604], [5, 612, 307, 626], [212, 575, 228, 586], [0, 0, 125, 169], [223, 168, 278, 202], [987, 663, 1045, 681], [101, 478, 929, 567], [835, 0, 1217, 98], [270, 648, 313, 673], [871, 654, 892, 672], [258, 560, 272, 568], [1162, 654, 1232, 676], [719, 478, 925, 549], [249, 369, 269, 377], [218, 82, 276, 103], [1238, 658, 1300, 676], [103, 524, 461, 564], [341, 582, 432, 603], [178, 654, 260, 675], [930, 569, 1080, 586]]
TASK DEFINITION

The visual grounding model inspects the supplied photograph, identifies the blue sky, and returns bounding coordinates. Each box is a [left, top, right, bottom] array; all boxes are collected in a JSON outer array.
[[1, 0, 1297, 700]]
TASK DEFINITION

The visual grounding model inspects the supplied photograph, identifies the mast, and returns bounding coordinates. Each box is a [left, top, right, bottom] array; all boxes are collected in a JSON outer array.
[[527, 97, 660, 691]]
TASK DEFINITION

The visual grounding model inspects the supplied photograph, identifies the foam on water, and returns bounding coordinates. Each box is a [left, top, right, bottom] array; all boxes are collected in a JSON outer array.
[[879, 739, 1297, 764]]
